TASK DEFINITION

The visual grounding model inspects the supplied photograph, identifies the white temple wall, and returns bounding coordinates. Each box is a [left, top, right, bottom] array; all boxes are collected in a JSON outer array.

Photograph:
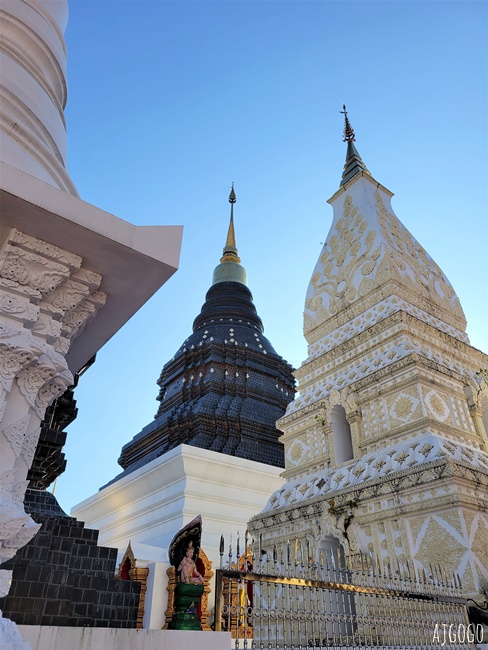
[[72, 444, 285, 628], [143, 561, 169, 630]]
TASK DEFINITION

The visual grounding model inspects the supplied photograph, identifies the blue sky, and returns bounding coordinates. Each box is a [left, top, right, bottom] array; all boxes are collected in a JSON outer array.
[[55, 0, 488, 513]]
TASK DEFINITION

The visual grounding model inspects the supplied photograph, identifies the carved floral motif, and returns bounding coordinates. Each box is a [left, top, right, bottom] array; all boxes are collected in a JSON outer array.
[[305, 195, 380, 333], [3, 416, 30, 457], [304, 189, 466, 339], [11, 230, 82, 269], [0, 228, 105, 593], [0, 346, 38, 390]]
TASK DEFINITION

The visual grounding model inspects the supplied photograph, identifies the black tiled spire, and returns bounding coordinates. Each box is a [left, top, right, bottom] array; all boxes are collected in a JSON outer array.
[[115, 191, 295, 477]]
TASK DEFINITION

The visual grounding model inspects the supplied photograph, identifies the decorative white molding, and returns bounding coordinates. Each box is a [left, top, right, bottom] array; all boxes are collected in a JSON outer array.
[[0, 227, 105, 625], [3, 416, 30, 457]]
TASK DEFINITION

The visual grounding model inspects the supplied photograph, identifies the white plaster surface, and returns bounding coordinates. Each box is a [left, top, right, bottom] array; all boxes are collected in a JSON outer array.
[[73, 444, 284, 553], [143, 561, 169, 630], [17, 626, 231, 650], [72, 444, 284, 628]]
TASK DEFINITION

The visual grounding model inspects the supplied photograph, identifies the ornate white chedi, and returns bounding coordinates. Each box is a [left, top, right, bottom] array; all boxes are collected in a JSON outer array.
[[0, 2, 182, 647], [250, 110, 488, 598]]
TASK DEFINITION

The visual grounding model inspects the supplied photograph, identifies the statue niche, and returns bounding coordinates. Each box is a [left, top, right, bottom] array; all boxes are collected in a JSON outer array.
[[163, 547, 213, 631], [168, 515, 205, 631]]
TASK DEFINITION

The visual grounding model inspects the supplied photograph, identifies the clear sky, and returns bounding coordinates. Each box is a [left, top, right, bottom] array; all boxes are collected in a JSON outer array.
[[55, 0, 488, 514]]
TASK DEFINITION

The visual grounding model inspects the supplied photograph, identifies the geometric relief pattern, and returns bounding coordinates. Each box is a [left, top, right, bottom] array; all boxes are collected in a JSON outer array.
[[305, 294, 469, 361], [423, 389, 451, 423], [471, 516, 488, 580], [362, 400, 388, 439], [411, 510, 488, 594], [415, 516, 468, 578], [388, 389, 422, 425], [374, 190, 465, 327], [287, 439, 306, 466], [304, 194, 380, 335]]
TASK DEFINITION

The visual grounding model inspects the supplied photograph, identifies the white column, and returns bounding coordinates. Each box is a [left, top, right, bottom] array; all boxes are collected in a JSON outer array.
[[0, 0, 77, 194], [0, 227, 106, 648]]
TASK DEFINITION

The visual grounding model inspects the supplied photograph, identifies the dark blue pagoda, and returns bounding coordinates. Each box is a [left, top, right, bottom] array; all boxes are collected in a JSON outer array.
[[116, 187, 295, 476]]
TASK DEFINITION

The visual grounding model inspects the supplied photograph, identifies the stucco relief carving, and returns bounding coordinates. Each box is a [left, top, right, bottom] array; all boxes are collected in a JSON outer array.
[[423, 389, 451, 423], [0, 606, 30, 650], [304, 189, 466, 339], [31, 312, 62, 339], [0, 569, 12, 599], [464, 373, 488, 410], [19, 428, 40, 468], [3, 416, 30, 457], [16, 361, 56, 409], [61, 291, 107, 341], [265, 434, 488, 514], [15, 358, 72, 420], [0, 292, 36, 321], [0, 229, 106, 594], [0, 344, 39, 391], [72, 268, 102, 287], [305, 195, 380, 334], [0, 246, 70, 297], [0, 228, 104, 357], [36, 373, 71, 412], [11, 230, 82, 270], [260, 180, 486, 600], [0, 467, 40, 565], [306, 296, 469, 361], [374, 192, 465, 326], [287, 318, 478, 419], [9, 480, 29, 510], [317, 509, 350, 551], [3, 517, 40, 550]]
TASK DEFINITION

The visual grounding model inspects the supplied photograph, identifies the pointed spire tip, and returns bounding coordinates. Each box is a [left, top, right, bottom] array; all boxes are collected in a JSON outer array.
[[340, 104, 356, 143], [339, 105, 371, 186]]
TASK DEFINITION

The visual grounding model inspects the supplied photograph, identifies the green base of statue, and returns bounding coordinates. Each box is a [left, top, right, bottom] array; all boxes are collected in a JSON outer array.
[[169, 582, 204, 631]]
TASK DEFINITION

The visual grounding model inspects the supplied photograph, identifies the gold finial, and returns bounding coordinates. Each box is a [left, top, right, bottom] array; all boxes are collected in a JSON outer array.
[[340, 104, 356, 143], [220, 183, 241, 264]]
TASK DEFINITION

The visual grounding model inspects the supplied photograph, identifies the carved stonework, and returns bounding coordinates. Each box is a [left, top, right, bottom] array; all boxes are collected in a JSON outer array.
[[0, 227, 106, 616], [304, 188, 465, 339], [0, 469, 40, 564], [3, 416, 30, 457], [198, 549, 214, 631], [163, 565, 177, 629]]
